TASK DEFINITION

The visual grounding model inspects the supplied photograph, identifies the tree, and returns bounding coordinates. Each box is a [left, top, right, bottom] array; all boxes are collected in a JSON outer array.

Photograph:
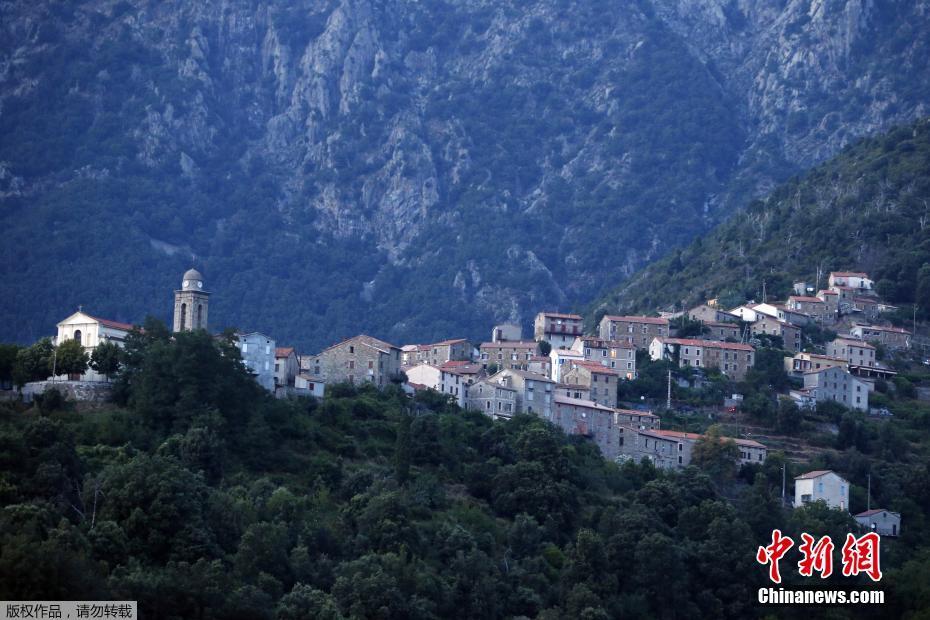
[[691, 425, 739, 478], [55, 339, 89, 379], [12, 338, 54, 387], [90, 341, 121, 381], [538, 340, 552, 356], [0, 344, 20, 387]]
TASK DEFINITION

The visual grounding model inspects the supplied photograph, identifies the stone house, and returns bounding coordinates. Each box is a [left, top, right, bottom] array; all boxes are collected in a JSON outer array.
[[274, 347, 299, 387], [645, 430, 767, 469], [534, 312, 584, 349], [237, 332, 277, 391], [751, 316, 802, 352], [400, 344, 431, 366], [490, 368, 554, 417], [702, 321, 742, 342], [55, 310, 135, 381], [308, 334, 402, 387], [855, 509, 900, 537], [786, 295, 832, 323], [426, 339, 471, 365], [817, 289, 839, 316], [549, 395, 623, 460], [776, 305, 814, 327], [598, 315, 671, 350], [650, 337, 755, 381], [561, 361, 621, 409], [853, 297, 881, 321], [555, 383, 591, 401], [802, 366, 870, 411], [571, 336, 637, 378], [827, 337, 876, 368], [527, 356, 552, 377], [794, 470, 850, 511], [688, 304, 740, 323], [479, 341, 539, 371], [466, 379, 517, 420], [850, 324, 911, 350], [614, 408, 660, 431]]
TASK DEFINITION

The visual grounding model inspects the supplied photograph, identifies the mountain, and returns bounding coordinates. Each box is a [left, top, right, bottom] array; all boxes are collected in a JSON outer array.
[[2, 0, 930, 350], [591, 117, 930, 317]]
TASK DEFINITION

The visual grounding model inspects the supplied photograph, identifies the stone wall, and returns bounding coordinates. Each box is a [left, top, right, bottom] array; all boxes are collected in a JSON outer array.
[[21, 380, 113, 404]]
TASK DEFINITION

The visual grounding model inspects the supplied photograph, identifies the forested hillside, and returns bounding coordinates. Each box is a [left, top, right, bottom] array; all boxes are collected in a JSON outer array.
[[594, 117, 930, 318], [3, 323, 930, 618], [3, 0, 930, 349]]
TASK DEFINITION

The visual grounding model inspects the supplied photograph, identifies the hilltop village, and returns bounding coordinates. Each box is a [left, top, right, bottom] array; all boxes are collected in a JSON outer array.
[[19, 268, 915, 532]]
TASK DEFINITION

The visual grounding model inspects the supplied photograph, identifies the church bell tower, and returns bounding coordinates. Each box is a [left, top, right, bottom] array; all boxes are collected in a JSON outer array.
[[173, 268, 210, 332]]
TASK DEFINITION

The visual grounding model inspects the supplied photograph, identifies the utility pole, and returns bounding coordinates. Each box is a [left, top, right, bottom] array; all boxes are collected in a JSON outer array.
[[782, 463, 786, 506], [666, 369, 672, 410], [867, 473, 871, 511], [51, 346, 57, 383], [762, 279, 767, 303]]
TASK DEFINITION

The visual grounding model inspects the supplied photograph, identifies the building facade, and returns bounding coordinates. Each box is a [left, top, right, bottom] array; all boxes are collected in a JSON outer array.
[[850, 325, 911, 350], [55, 311, 134, 381], [751, 316, 802, 352], [307, 335, 402, 387], [598, 315, 670, 350], [238, 332, 276, 391], [802, 366, 870, 411], [274, 347, 299, 387], [794, 470, 849, 511], [571, 336, 637, 378], [490, 368, 554, 417], [561, 361, 621, 409], [827, 337, 876, 368], [534, 312, 584, 349], [479, 341, 539, 371], [650, 338, 755, 381], [466, 380, 517, 419]]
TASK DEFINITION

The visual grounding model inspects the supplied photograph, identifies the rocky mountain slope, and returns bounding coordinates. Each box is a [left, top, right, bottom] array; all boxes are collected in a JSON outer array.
[[2, 0, 929, 350], [592, 117, 930, 318]]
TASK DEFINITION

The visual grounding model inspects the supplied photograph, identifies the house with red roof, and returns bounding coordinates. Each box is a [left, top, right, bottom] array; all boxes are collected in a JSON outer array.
[[274, 346, 299, 388], [561, 360, 622, 408], [534, 311, 584, 349], [598, 315, 671, 350]]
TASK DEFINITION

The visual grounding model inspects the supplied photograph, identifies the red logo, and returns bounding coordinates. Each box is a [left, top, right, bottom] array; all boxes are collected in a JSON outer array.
[[758, 530, 882, 583], [756, 529, 794, 584]]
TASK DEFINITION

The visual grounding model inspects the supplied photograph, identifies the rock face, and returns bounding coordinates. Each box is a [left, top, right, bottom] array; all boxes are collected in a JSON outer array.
[[1, 0, 929, 350]]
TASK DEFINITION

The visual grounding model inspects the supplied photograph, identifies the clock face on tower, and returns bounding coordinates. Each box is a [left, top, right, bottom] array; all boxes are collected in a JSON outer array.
[[183, 280, 190, 288], [197, 281, 203, 288]]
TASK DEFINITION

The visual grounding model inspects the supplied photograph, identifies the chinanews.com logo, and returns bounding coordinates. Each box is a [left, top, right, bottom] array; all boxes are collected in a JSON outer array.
[[754, 529, 885, 605]]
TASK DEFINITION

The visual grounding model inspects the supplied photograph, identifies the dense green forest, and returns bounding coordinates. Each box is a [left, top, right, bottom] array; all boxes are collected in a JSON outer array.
[[3, 321, 930, 618], [593, 117, 930, 320]]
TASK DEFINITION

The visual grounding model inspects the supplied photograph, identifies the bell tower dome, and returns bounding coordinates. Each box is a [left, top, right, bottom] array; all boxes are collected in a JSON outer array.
[[173, 268, 210, 332]]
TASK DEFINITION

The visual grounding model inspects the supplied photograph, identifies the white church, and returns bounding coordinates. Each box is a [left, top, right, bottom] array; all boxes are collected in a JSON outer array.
[[54, 268, 210, 381]]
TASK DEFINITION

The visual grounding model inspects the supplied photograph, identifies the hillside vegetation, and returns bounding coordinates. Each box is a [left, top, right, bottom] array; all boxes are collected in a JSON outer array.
[[595, 117, 930, 318], [4, 323, 930, 618]]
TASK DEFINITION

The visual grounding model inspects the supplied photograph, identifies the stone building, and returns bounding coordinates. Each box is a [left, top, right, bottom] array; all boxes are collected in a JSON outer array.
[[850, 325, 911, 350], [751, 316, 802, 352], [478, 341, 539, 371], [173, 268, 210, 332], [489, 368, 554, 417], [688, 304, 740, 323], [784, 352, 847, 376], [827, 336, 876, 368], [492, 323, 523, 342], [598, 315, 671, 350], [549, 395, 623, 460], [533, 312, 584, 349], [561, 361, 621, 409], [307, 334, 402, 387], [466, 379, 517, 419], [855, 509, 900, 537], [786, 295, 832, 323], [702, 321, 742, 342], [650, 338, 755, 381], [237, 332, 276, 391], [625, 429, 766, 469], [571, 336, 637, 378], [274, 347, 299, 387], [801, 366, 870, 411]]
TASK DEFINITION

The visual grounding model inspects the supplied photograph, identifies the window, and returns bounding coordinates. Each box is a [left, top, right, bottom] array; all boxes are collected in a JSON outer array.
[[241, 342, 248, 353], [368, 361, 373, 369], [349, 361, 355, 369], [349, 345, 355, 354], [73, 329, 82, 345], [179, 303, 187, 330], [196, 304, 203, 329]]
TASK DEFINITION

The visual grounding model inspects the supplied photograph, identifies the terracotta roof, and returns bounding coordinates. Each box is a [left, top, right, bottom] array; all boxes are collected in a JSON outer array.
[[789, 296, 825, 303], [539, 312, 583, 320], [494, 368, 554, 382], [572, 360, 622, 375], [834, 336, 875, 349], [578, 336, 637, 348], [660, 337, 755, 351], [529, 356, 551, 362], [704, 321, 740, 328], [818, 290, 839, 296], [433, 338, 468, 345], [602, 315, 668, 325], [275, 347, 295, 358], [319, 334, 399, 355], [795, 353, 847, 362], [654, 429, 766, 449], [795, 469, 835, 480], [74, 314, 135, 331], [831, 271, 868, 277]]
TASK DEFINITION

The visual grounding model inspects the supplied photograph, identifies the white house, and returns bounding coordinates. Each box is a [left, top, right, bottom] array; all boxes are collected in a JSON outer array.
[[794, 470, 850, 511], [295, 373, 326, 398], [55, 310, 135, 381], [828, 271, 873, 291], [549, 348, 585, 382]]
